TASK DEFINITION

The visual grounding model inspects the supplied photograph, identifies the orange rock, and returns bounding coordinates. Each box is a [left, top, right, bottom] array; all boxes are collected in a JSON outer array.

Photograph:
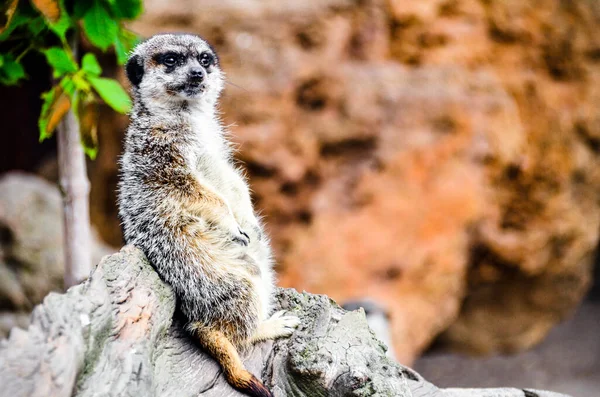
[[86, 0, 600, 363]]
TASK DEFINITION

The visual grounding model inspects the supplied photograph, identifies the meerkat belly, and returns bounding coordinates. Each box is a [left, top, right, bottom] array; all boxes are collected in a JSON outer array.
[[195, 153, 256, 235], [194, 153, 274, 319]]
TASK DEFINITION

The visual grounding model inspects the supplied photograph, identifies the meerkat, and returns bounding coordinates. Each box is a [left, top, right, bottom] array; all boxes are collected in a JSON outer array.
[[118, 33, 299, 397]]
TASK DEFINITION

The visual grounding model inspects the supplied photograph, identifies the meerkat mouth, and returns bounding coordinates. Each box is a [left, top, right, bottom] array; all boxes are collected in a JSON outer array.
[[169, 81, 207, 96], [188, 81, 204, 89]]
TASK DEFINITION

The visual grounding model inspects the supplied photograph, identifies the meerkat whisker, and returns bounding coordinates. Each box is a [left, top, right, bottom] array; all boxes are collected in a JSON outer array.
[[225, 80, 249, 92]]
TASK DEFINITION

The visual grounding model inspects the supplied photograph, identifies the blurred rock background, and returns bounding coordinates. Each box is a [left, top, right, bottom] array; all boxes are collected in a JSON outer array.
[[0, 173, 113, 338], [1, 0, 599, 391]]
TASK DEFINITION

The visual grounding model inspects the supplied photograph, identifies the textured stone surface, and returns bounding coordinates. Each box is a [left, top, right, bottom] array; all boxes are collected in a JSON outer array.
[[86, 0, 600, 362], [0, 172, 114, 337], [0, 246, 570, 397]]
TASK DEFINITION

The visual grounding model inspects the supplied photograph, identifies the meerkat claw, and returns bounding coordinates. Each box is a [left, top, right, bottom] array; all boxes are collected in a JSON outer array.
[[239, 228, 250, 241], [232, 227, 250, 246], [226, 220, 250, 246]]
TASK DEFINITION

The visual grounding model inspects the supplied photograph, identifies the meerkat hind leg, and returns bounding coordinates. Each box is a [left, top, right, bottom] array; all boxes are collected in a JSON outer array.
[[248, 310, 300, 344]]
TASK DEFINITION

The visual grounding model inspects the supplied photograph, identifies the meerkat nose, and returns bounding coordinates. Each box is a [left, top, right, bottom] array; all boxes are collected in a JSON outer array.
[[189, 67, 205, 80]]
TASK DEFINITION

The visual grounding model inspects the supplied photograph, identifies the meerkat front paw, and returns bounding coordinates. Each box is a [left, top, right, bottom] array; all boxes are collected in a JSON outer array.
[[232, 226, 250, 246], [248, 310, 301, 344], [268, 310, 301, 337], [222, 217, 250, 246]]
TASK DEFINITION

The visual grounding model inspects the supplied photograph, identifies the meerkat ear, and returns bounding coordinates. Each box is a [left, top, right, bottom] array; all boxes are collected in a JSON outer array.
[[126, 55, 144, 87]]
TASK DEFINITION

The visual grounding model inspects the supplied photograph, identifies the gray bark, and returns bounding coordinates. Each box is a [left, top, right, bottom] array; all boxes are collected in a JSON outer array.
[[57, 107, 92, 288], [56, 33, 92, 288], [0, 246, 571, 397]]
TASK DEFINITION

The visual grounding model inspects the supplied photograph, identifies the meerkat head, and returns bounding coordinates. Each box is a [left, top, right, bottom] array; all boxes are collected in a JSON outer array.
[[126, 34, 223, 109]]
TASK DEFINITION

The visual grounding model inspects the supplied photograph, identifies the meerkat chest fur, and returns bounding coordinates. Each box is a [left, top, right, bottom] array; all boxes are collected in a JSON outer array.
[[185, 108, 260, 237], [189, 111, 235, 197]]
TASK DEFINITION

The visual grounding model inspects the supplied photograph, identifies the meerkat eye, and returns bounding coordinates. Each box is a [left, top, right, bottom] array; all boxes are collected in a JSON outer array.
[[162, 54, 178, 67], [199, 53, 214, 67]]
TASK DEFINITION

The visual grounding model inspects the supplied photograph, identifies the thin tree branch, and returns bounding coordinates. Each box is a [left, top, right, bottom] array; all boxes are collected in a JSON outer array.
[[57, 32, 92, 288]]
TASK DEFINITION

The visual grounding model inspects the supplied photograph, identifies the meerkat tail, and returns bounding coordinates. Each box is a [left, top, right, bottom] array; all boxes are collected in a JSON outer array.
[[193, 326, 273, 397]]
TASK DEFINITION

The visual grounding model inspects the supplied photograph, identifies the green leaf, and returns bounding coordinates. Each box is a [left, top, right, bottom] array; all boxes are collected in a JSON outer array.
[[114, 34, 127, 65], [82, 0, 117, 51], [72, 72, 91, 91], [60, 74, 77, 96], [81, 53, 102, 75], [39, 84, 71, 140], [3, 59, 25, 82], [43, 47, 78, 77], [73, 1, 92, 19], [0, 54, 26, 85], [109, 0, 143, 20], [27, 15, 47, 36], [70, 88, 79, 117], [83, 144, 98, 159], [114, 28, 140, 65], [87, 75, 131, 113]]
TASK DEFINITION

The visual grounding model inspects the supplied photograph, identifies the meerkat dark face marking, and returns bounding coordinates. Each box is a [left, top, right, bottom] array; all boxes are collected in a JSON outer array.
[[155, 52, 182, 70], [199, 52, 214, 68], [127, 34, 224, 107], [126, 55, 144, 87]]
